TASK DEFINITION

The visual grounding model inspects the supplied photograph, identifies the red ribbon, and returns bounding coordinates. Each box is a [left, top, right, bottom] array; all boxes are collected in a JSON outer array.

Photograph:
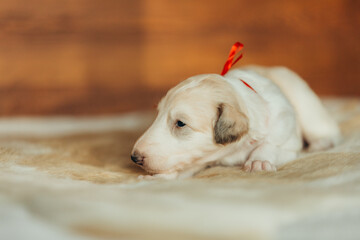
[[220, 42, 244, 76], [220, 42, 256, 93], [240, 79, 256, 93]]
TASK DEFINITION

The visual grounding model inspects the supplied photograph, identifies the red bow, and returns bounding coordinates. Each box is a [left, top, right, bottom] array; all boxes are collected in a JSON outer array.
[[220, 42, 244, 76], [220, 42, 256, 93]]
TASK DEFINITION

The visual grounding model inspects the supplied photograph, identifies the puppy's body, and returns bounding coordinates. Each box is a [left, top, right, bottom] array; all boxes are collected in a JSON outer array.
[[217, 67, 302, 168], [131, 66, 341, 179]]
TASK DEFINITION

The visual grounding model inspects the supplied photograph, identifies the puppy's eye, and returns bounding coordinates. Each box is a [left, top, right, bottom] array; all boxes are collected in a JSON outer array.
[[176, 120, 186, 128]]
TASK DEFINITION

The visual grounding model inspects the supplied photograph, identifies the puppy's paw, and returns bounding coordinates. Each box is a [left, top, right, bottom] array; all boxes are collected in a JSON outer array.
[[243, 160, 276, 172], [307, 136, 340, 152]]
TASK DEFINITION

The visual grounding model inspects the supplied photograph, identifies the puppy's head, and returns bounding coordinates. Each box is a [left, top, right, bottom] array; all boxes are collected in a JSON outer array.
[[131, 74, 248, 174]]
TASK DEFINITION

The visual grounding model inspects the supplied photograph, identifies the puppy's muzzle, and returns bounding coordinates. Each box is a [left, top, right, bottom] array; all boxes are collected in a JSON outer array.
[[131, 151, 145, 166]]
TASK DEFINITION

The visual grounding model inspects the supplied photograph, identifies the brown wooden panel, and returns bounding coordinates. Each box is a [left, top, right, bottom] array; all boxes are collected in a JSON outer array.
[[0, 0, 144, 90], [142, 0, 360, 96], [0, 88, 165, 116], [0, 0, 359, 115]]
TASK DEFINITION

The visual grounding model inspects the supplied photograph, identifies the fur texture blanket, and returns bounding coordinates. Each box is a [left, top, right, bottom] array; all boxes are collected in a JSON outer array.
[[1, 98, 360, 240]]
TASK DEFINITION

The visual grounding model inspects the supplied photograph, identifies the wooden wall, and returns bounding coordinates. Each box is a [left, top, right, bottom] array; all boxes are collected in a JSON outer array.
[[0, 0, 359, 115]]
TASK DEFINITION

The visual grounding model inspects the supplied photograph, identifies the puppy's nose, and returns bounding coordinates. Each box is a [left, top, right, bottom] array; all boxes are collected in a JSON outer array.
[[131, 151, 144, 165], [131, 155, 139, 163]]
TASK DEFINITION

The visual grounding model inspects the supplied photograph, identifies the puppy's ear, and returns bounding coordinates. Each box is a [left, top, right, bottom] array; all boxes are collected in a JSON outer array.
[[214, 103, 249, 144]]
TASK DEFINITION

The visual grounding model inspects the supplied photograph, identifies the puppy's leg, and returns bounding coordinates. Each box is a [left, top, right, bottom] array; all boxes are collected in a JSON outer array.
[[243, 142, 298, 172], [257, 66, 341, 151], [243, 107, 302, 172], [244, 143, 277, 172]]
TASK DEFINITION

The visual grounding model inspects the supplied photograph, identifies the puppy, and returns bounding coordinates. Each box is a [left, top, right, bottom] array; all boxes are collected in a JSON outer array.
[[131, 65, 341, 179]]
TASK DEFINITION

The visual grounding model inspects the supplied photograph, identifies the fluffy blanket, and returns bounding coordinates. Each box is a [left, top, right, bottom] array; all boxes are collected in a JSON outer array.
[[1, 98, 360, 240]]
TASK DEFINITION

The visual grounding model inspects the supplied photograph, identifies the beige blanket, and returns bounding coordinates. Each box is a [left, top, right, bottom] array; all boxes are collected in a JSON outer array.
[[1, 98, 360, 240]]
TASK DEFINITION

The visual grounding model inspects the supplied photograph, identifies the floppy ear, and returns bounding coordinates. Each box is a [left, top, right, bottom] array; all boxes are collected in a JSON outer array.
[[214, 103, 249, 144]]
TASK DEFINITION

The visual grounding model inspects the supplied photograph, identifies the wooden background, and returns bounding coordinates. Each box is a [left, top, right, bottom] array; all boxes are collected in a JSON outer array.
[[0, 0, 359, 115]]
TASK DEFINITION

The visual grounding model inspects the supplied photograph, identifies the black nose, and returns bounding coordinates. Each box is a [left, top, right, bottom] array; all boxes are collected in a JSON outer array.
[[131, 155, 139, 163], [131, 151, 144, 165]]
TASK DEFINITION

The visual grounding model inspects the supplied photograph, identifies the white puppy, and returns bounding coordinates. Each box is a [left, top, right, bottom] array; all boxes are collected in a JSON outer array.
[[131, 66, 341, 179]]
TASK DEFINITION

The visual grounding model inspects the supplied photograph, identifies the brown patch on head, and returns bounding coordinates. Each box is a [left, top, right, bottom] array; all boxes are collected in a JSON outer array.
[[214, 103, 249, 144]]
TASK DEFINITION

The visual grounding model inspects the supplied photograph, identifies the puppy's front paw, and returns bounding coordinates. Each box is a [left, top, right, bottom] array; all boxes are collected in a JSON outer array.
[[243, 160, 276, 172], [307, 136, 340, 152]]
